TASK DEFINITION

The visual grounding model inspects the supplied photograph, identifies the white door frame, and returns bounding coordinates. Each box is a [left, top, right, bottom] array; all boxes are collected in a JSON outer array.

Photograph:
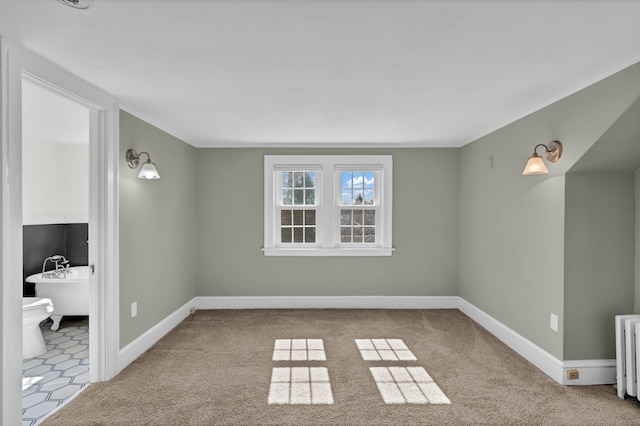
[[1, 40, 120, 425]]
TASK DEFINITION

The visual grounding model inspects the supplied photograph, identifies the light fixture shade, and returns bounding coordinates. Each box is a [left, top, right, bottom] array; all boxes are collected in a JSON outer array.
[[522, 154, 549, 175], [138, 161, 160, 179]]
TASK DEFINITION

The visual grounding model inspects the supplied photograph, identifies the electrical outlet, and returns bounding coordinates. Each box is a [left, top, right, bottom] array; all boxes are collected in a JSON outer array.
[[131, 302, 137, 318], [550, 313, 558, 332], [567, 369, 579, 380]]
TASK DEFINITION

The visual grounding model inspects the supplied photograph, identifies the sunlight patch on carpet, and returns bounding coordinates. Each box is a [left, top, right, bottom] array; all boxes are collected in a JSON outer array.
[[268, 367, 334, 405], [273, 338, 326, 361], [355, 338, 417, 361], [370, 367, 450, 404]]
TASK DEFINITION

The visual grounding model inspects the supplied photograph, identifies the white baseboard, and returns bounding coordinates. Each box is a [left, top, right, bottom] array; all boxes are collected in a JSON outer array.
[[561, 359, 616, 386], [118, 295, 615, 386], [457, 298, 615, 385], [117, 299, 193, 373], [457, 298, 565, 383], [194, 295, 460, 310]]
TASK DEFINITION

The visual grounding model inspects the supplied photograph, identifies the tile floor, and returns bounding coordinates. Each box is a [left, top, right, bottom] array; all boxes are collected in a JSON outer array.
[[22, 317, 90, 426]]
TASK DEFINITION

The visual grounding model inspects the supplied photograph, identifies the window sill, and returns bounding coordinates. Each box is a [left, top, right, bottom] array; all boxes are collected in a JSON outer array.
[[262, 247, 394, 257]]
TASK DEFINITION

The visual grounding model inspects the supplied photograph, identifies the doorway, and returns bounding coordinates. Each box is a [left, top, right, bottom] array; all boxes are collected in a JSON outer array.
[[21, 78, 92, 425], [1, 43, 120, 425]]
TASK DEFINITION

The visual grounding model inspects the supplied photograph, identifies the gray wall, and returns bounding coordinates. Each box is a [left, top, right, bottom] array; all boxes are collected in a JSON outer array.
[[195, 148, 459, 297], [563, 83, 640, 358], [460, 135, 567, 359], [117, 62, 640, 361], [636, 169, 640, 313], [460, 62, 640, 360], [564, 173, 635, 359], [119, 110, 198, 348]]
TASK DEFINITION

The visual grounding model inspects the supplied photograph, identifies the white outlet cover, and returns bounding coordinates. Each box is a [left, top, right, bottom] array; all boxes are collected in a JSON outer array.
[[131, 302, 138, 318], [550, 313, 558, 332]]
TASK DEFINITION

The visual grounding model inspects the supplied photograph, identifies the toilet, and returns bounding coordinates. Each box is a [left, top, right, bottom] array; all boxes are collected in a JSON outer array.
[[22, 297, 54, 359]]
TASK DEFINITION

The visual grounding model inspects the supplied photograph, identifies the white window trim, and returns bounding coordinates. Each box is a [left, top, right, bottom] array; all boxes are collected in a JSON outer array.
[[275, 166, 323, 248], [264, 155, 393, 256]]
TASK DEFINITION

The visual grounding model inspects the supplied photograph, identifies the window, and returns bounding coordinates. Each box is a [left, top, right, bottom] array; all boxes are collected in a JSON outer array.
[[278, 171, 318, 244], [339, 171, 378, 244], [264, 155, 392, 256]]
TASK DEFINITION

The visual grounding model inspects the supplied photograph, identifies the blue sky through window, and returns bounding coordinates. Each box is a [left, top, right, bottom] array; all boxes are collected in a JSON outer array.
[[342, 172, 375, 205]]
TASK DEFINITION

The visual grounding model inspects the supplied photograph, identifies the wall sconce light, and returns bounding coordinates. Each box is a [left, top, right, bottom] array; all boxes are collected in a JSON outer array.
[[126, 149, 160, 179], [522, 140, 563, 175]]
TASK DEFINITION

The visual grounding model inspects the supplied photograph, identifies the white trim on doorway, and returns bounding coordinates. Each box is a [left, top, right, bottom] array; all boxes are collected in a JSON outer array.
[[1, 40, 119, 425]]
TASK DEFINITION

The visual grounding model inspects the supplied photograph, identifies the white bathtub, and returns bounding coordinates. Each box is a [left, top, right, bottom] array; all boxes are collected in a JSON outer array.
[[25, 266, 89, 331]]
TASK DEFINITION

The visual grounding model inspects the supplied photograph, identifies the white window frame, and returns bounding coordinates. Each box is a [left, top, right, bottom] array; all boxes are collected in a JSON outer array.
[[264, 155, 393, 256], [335, 165, 382, 248], [275, 166, 323, 248]]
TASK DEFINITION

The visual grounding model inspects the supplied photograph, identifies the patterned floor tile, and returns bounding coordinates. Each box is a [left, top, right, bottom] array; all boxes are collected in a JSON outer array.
[[40, 349, 63, 359], [63, 365, 89, 377], [23, 401, 60, 420], [22, 317, 89, 426], [54, 359, 80, 370], [23, 392, 48, 409], [44, 354, 71, 365]]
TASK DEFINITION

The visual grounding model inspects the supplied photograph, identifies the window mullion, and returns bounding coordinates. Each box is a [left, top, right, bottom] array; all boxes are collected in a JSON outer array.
[[322, 165, 334, 248], [264, 155, 392, 256]]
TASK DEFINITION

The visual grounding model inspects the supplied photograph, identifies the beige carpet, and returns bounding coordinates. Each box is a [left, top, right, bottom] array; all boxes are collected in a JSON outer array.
[[43, 309, 640, 425]]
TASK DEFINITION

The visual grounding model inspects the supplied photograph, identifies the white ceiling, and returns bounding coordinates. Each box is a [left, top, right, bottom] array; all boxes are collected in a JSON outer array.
[[2, 0, 640, 148]]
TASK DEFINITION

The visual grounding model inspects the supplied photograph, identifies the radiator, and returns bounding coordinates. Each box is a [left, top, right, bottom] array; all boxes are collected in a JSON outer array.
[[615, 314, 640, 399]]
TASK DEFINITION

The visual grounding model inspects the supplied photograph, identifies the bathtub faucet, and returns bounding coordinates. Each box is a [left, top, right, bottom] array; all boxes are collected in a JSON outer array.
[[41, 255, 69, 278]]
